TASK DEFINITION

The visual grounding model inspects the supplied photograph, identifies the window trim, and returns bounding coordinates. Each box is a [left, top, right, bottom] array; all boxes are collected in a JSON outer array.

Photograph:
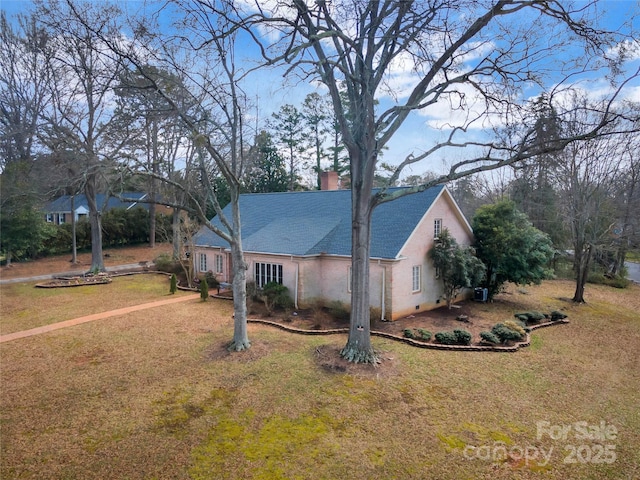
[[412, 265, 421, 292], [255, 262, 283, 288], [215, 254, 224, 274], [198, 253, 207, 272], [434, 218, 442, 239]]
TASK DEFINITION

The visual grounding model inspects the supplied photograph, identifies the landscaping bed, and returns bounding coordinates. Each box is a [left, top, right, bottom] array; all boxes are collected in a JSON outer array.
[[242, 285, 570, 351], [35, 274, 113, 288]]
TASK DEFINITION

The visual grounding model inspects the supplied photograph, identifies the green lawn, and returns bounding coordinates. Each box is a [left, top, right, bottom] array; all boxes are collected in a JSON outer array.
[[1, 278, 638, 479]]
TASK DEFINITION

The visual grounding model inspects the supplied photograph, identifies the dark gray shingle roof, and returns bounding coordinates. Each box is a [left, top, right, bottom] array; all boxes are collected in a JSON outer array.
[[45, 192, 149, 212], [194, 185, 445, 259]]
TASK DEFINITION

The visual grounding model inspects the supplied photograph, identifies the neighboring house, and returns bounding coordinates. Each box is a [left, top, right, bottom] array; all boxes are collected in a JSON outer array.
[[43, 192, 166, 225], [193, 181, 474, 320]]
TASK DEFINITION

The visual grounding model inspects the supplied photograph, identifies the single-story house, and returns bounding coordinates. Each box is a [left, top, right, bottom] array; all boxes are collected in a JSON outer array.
[[43, 192, 169, 225], [192, 179, 474, 320]]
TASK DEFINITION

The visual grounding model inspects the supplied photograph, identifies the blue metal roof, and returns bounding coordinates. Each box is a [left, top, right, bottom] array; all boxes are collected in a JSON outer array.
[[194, 185, 446, 260]]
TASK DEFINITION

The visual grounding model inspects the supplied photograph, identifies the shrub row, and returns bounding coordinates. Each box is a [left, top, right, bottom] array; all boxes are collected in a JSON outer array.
[[434, 329, 472, 346], [403, 328, 432, 341], [514, 310, 568, 325]]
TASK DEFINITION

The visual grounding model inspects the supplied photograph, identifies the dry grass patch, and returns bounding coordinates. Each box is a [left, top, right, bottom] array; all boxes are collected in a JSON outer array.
[[1, 279, 639, 479], [0, 244, 172, 280], [0, 273, 186, 335]]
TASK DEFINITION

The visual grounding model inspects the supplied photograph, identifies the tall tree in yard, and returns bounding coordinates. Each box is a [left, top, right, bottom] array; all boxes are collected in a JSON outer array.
[[36, 0, 131, 273], [113, 65, 192, 248], [220, 0, 638, 363], [301, 92, 330, 190], [72, 1, 258, 351], [244, 131, 289, 193], [510, 95, 567, 246], [0, 12, 52, 264], [472, 200, 554, 299], [552, 94, 628, 303], [270, 104, 306, 191]]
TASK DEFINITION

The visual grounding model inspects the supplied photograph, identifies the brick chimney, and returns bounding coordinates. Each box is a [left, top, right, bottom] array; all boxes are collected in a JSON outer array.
[[320, 171, 339, 191]]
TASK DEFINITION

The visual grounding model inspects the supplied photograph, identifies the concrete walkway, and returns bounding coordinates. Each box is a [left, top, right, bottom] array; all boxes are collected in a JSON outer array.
[[0, 293, 200, 343]]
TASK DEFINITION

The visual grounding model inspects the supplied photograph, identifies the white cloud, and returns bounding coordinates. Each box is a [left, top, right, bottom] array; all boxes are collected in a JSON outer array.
[[607, 39, 640, 63]]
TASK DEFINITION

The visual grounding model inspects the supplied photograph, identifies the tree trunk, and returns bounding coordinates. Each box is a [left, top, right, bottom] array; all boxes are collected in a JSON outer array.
[[228, 238, 250, 351], [340, 182, 378, 364], [172, 208, 181, 260], [227, 191, 250, 351], [149, 126, 158, 248], [70, 194, 77, 264], [85, 179, 104, 272], [149, 201, 156, 248], [612, 247, 626, 277], [573, 243, 593, 303]]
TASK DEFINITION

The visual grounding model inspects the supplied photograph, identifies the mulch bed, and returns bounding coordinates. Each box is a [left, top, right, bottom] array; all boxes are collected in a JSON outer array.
[[35, 275, 113, 288], [238, 298, 569, 353]]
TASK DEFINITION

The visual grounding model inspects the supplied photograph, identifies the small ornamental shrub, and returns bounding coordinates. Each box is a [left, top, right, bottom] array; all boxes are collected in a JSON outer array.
[[170, 273, 177, 294], [327, 301, 350, 323], [261, 282, 293, 315], [491, 323, 525, 343], [245, 281, 257, 313], [480, 331, 500, 344], [453, 329, 472, 345], [205, 270, 219, 289], [504, 320, 527, 337], [403, 329, 416, 339], [435, 331, 459, 345], [550, 310, 568, 321], [417, 329, 432, 341], [200, 277, 209, 301], [154, 253, 181, 274], [514, 311, 546, 324]]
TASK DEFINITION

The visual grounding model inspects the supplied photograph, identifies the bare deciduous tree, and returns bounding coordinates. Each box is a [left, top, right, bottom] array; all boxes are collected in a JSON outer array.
[[220, 0, 639, 363], [36, 0, 132, 273], [82, 1, 257, 351], [553, 94, 633, 302]]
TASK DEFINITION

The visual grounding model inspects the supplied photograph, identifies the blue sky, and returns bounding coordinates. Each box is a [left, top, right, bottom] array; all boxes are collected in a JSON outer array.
[[2, 0, 638, 179]]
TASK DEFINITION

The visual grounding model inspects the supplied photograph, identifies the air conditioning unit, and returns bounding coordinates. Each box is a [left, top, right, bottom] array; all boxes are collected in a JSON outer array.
[[474, 287, 488, 302]]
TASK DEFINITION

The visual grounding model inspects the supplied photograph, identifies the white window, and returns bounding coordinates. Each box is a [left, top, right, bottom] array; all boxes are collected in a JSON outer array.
[[412, 265, 421, 292], [215, 254, 224, 274], [57, 213, 65, 224], [198, 253, 207, 272], [434, 218, 442, 239], [46, 213, 54, 223], [255, 262, 283, 288]]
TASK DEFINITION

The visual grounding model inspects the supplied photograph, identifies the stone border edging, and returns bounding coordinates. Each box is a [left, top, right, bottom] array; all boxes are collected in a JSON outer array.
[[247, 318, 570, 353]]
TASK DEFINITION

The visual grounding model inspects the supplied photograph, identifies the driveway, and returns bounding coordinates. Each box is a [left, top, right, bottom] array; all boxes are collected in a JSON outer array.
[[626, 261, 640, 284]]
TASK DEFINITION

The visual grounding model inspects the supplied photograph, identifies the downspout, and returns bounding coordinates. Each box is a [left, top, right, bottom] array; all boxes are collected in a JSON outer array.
[[294, 261, 299, 309], [381, 265, 386, 321]]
